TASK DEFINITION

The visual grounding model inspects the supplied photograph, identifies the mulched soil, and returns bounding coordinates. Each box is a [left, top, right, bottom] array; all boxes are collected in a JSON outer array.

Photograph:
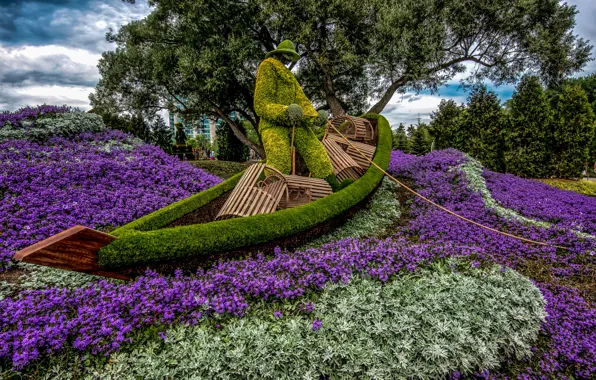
[[167, 192, 232, 227]]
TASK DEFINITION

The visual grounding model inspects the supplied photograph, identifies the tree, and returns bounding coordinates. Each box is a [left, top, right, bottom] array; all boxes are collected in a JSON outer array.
[[392, 123, 409, 152], [504, 76, 552, 178], [96, 111, 173, 152], [459, 85, 506, 171], [428, 99, 464, 150], [92, 0, 591, 152], [149, 117, 174, 152], [367, 0, 591, 114], [175, 123, 187, 145], [550, 84, 595, 178], [409, 123, 432, 156], [216, 122, 250, 162]]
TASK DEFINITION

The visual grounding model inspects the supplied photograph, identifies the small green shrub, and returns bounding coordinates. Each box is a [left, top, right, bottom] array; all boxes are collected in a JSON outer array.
[[191, 160, 249, 179], [0, 113, 104, 142], [99, 114, 392, 268], [541, 179, 596, 197], [72, 264, 545, 379]]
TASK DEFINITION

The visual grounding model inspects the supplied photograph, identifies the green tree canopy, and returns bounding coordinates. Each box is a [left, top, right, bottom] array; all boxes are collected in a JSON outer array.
[[459, 85, 506, 171], [392, 123, 410, 152], [428, 99, 464, 150], [91, 0, 591, 153], [409, 122, 432, 156], [504, 75, 552, 177], [216, 122, 250, 162], [550, 84, 595, 178]]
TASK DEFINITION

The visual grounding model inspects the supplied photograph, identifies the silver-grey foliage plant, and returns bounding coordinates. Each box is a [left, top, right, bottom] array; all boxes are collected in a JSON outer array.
[[303, 178, 401, 249], [0, 113, 104, 143]]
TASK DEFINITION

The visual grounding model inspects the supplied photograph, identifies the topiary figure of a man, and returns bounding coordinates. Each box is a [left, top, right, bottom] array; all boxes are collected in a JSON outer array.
[[255, 40, 337, 187]]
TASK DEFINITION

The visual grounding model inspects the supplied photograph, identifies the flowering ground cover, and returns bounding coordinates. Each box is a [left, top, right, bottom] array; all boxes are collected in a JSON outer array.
[[389, 149, 596, 378], [0, 105, 71, 129], [0, 114, 594, 379], [0, 128, 221, 270]]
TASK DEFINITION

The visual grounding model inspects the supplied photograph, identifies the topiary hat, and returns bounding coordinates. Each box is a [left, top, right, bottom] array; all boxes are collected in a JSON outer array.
[[265, 40, 300, 62]]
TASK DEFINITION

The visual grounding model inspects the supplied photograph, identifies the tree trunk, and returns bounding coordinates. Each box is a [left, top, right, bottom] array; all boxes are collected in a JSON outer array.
[[322, 74, 345, 117], [367, 77, 406, 114], [213, 106, 266, 159]]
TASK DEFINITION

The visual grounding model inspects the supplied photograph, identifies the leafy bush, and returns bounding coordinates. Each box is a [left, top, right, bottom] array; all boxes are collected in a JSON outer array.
[[99, 114, 392, 268], [83, 265, 544, 379], [541, 179, 596, 197], [0, 113, 105, 142], [215, 121, 249, 162]]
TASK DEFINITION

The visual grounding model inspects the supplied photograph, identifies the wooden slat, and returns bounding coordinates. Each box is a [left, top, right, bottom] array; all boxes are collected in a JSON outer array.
[[13, 225, 129, 280], [216, 163, 265, 220], [216, 164, 289, 219], [279, 174, 332, 208], [323, 139, 364, 182]]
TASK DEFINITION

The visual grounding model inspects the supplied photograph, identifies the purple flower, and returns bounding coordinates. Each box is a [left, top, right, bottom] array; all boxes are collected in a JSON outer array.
[[312, 320, 323, 331]]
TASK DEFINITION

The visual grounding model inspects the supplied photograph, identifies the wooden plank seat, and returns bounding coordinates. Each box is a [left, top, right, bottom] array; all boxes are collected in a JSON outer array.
[[324, 133, 376, 170], [322, 139, 364, 182], [328, 115, 376, 142], [215, 163, 288, 220], [279, 175, 333, 208]]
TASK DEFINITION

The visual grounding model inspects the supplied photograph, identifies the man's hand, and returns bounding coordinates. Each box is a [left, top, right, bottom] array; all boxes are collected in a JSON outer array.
[[287, 104, 304, 122], [315, 110, 328, 126]]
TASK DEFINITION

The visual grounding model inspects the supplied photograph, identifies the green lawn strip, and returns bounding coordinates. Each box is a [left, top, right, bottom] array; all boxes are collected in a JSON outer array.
[[99, 114, 392, 268], [540, 178, 596, 197]]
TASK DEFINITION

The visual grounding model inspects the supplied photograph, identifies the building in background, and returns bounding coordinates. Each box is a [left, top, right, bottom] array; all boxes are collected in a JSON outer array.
[[168, 109, 242, 143]]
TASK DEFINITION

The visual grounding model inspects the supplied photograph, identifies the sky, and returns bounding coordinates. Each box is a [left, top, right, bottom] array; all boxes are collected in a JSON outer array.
[[1, 0, 595, 127]]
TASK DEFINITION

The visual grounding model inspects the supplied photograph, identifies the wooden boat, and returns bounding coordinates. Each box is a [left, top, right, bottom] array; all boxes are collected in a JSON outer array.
[[14, 114, 392, 280]]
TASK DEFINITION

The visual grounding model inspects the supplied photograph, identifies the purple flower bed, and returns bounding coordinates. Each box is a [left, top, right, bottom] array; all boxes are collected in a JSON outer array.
[[0, 130, 221, 269], [0, 238, 454, 368], [484, 170, 596, 235], [1, 145, 594, 377], [0, 105, 71, 128], [389, 149, 596, 378]]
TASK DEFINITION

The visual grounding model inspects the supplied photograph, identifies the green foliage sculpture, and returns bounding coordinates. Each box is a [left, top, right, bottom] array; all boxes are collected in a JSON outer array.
[[254, 40, 333, 179]]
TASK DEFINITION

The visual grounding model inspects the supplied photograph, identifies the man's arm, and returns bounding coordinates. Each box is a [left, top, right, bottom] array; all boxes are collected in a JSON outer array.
[[294, 81, 318, 118], [254, 61, 288, 124]]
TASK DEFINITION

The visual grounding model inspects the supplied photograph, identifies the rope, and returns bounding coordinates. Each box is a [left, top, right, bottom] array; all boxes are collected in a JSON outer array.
[[326, 121, 569, 251]]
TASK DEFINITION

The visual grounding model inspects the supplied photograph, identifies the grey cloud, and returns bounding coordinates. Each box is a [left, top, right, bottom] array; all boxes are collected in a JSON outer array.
[[0, 84, 93, 112], [0, 0, 151, 53], [0, 52, 99, 87]]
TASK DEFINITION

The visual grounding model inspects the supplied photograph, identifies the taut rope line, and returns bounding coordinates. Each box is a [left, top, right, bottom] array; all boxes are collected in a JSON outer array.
[[327, 121, 568, 251]]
